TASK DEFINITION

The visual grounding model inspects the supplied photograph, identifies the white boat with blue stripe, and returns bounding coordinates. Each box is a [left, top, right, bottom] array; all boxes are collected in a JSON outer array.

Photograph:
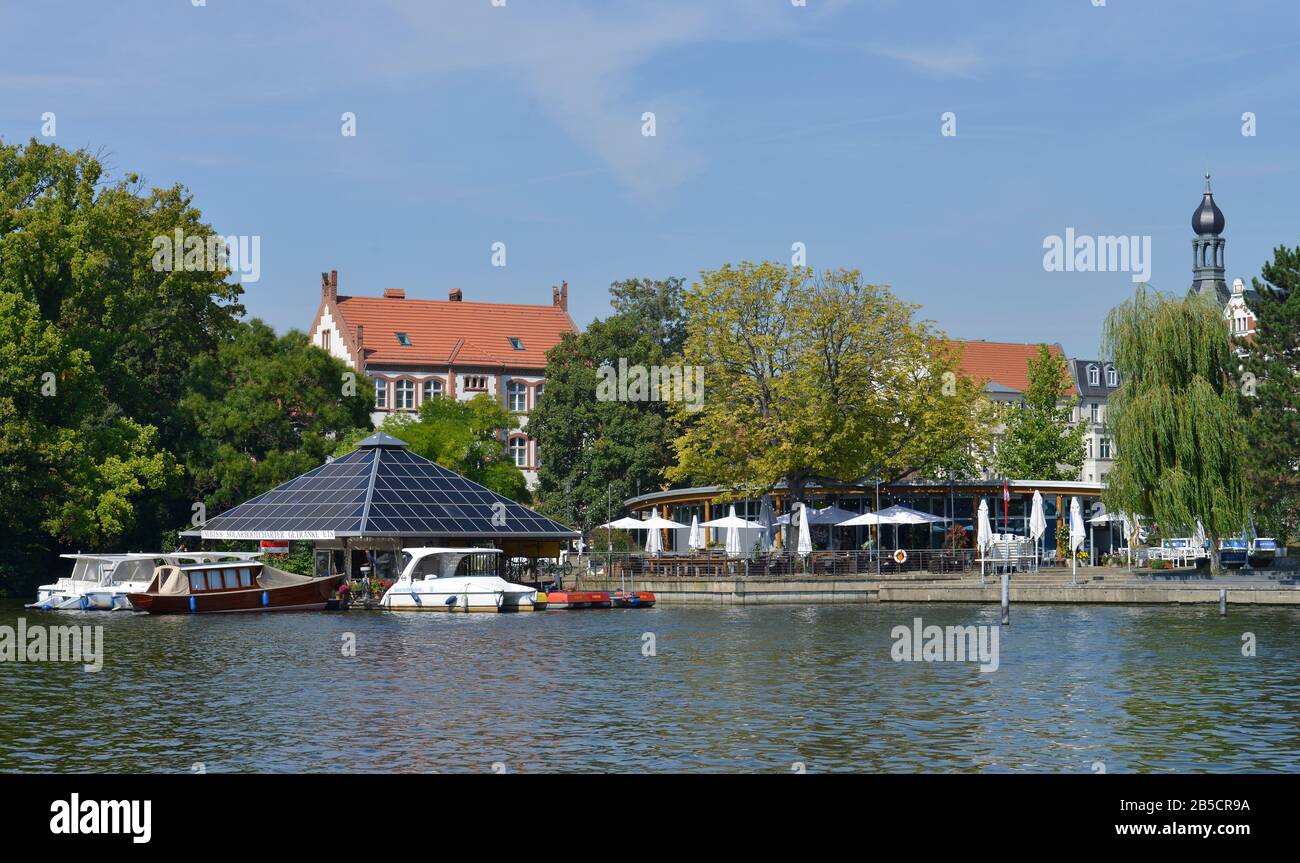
[[378, 548, 539, 612]]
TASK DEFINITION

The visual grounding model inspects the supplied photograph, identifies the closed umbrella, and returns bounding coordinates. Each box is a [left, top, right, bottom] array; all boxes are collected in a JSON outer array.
[[644, 522, 662, 555], [1193, 519, 1207, 560], [796, 503, 813, 556], [1069, 496, 1086, 583], [977, 499, 993, 583], [687, 514, 705, 551], [1028, 491, 1047, 571], [758, 496, 775, 552]]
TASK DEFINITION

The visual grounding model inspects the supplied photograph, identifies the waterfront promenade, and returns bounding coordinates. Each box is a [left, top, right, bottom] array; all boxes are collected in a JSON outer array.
[[576, 566, 1300, 606]]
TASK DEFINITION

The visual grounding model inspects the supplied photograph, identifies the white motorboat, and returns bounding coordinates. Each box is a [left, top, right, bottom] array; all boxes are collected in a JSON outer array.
[[378, 548, 540, 612], [30, 552, 262, 611]]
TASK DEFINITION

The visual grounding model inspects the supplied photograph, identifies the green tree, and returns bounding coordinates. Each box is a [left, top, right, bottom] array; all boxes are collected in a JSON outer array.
[[182, 320, 373, 513], [339, 393, 529, 502], [669, 262, 996, 508], [1242, 246, 1300, 544], [994, 344, 1085, 481], [1102, 287, 1247, 572], [529, 314, 675, 530], [609, 276, 688, 354]]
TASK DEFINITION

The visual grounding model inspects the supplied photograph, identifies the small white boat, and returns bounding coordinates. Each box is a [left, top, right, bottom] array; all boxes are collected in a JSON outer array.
[[378, 548, 540, 612], [30, 552, 262, 611]]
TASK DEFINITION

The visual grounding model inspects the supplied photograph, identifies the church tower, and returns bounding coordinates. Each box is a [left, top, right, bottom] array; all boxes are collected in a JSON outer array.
[[1189, 173, 1228, 303]]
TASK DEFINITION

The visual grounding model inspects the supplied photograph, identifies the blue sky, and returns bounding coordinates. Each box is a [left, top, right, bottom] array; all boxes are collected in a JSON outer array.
[[3, 0, 1298, 357]]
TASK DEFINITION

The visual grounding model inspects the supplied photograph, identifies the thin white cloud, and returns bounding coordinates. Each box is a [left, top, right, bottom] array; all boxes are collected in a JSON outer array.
[[873, 44, 986, 78]]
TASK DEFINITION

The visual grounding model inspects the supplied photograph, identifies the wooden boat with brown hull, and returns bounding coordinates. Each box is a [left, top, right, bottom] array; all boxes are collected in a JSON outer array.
[[127, 559, 342, 614]]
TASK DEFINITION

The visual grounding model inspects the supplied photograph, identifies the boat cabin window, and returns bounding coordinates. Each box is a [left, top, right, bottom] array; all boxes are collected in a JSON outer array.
[[239, 567, 253, 587], [454, 553, 500, 578], [189, 572, 206, 592]]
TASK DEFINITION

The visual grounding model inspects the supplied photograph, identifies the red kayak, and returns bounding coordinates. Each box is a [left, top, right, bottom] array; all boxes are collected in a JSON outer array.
[[545, 591, 611, 609]]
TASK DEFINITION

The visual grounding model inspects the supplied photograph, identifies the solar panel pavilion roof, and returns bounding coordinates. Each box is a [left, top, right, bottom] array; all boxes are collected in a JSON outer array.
[[183, 433, 578, 540]]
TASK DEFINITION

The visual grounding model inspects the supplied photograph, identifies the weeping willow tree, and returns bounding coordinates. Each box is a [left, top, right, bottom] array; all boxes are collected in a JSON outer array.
[[1101, 287, 1247, 572]]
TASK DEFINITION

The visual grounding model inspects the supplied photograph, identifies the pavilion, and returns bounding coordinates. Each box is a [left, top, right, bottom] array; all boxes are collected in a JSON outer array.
[[181, 432, 579, 580]]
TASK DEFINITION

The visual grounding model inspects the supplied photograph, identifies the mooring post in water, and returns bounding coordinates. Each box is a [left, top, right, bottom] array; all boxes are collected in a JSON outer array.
[[1000, 570, 1010, 625], [1220, 589, 1227, 617]]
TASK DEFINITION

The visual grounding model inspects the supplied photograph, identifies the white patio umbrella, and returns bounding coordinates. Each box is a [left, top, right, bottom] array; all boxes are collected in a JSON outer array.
[[599, 516, 647, 530], [776, 504, 859, 550], [687, 514, 705, 551], [1119, 512, 1134, 571], [1028, 491, 1047, 571], [976, 499, 993, 582], [1069, 496, 1086, 583], [758, 496, 776, 552], [796, 503, 814, 556], [701, 505, 761, 558], [636, 512, 687, 557]]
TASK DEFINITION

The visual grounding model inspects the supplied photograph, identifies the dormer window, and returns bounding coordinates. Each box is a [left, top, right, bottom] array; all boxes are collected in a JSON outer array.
[[395, 332, 411, 347], [1087, 364, 1099, 386], [1105, 366, 1118, 387], [509, 337, 525, 351]]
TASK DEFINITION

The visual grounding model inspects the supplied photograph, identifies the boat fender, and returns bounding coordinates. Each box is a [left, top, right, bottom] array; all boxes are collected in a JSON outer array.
[[189, 595, 196, 613], [79, 595, 88, 610], [445, 595, 456, 606], [261, 591, 270, 608]]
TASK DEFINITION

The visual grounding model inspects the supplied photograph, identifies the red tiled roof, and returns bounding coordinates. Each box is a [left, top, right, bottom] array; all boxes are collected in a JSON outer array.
[[942, 340, 1078, 397], [334, 294, 578, 368]]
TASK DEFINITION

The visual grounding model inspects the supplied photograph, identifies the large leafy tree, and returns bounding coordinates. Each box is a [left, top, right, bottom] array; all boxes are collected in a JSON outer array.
[[530, 313, 676, 531], [183, 320, 374, 513], [336, 393, 529, 502], [994, 344, 1085, 481], [609, 276, 688, 354], [669, 261, 995, 507], [1102, 287, 1247, 572], [1242, 246, 1300, 543]]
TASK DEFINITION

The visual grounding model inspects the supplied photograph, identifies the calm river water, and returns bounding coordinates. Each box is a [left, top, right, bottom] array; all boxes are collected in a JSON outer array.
[[1, 600, 1297, 773]]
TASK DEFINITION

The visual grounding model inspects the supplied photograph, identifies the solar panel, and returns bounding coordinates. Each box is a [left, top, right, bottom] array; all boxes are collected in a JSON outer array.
[[188, 436, 577, 539]]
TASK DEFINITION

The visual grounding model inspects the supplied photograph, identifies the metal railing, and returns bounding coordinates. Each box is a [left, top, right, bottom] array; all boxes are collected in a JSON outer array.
[[594, 548, 978, 579]]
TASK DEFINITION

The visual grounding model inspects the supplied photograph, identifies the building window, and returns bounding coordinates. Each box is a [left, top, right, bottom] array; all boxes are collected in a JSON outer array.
[[422, 379, 443, 402], [1087, 438, 1093, 459], [463, 375, 487, 392], [395, 380, 415, 410], [1100, 438, 1112, 459], [509, 337, 525, 351], [507, 381, 527, 412], [1090, 402, 1100, 423], [535, 383, 544, 404], [374, 378, 388, 409], [509, 437, 528, 467], [395, 332, 411, 347], [1087, 364, 1099, 386], [322, 330, 331, 351], [1105, 366, 1117, 387]]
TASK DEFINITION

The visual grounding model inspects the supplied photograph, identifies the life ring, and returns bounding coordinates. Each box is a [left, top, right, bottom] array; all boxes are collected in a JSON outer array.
[[893, 549, 908, 565]]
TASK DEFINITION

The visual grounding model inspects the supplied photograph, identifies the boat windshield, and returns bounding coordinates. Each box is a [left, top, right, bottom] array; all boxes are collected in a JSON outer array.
[[453, 553, 500, 578]]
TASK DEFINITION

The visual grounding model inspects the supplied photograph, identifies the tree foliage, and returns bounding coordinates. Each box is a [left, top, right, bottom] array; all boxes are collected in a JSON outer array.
[[993, 344, 1085, 481], [1242, 245, 1300, 543], [668, 261, 996, 506], [183, 320, 373, 513], [530, 313, 677, 531], [1101, 286, 1247, 571]]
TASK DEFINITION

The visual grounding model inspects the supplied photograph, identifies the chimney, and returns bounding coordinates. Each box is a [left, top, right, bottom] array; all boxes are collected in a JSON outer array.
[[321, 270, 338, 304], [383, 288, 406, 299], [448, 288, 463, 302], [552, 280, 568, 312]]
